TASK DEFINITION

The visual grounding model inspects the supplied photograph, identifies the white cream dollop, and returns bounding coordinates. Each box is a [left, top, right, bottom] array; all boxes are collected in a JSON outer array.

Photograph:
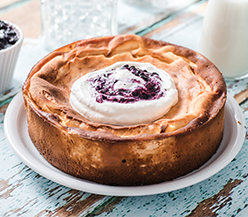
[[70, 61, 178, 126]]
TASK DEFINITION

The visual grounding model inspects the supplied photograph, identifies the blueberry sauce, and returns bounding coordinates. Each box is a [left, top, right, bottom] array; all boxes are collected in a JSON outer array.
[[87, 64, 166, 103], [0, 20, 19, 50]]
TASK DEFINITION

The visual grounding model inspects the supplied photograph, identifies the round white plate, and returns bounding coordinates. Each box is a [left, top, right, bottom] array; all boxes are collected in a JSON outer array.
[[4, 92, 246, 196]]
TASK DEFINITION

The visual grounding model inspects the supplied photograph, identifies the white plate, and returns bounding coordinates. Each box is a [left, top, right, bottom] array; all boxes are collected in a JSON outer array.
[[4, 92, 246, 196]]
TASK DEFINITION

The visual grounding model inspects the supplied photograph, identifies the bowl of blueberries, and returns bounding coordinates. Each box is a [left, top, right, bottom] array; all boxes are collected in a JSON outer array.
[[0, 20, 23, 94]]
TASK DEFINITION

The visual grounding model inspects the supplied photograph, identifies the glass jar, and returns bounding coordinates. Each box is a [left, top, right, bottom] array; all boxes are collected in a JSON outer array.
[[40, 0, 117, 51]]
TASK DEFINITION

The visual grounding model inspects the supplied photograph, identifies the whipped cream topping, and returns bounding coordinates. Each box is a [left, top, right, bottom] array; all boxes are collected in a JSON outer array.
[[70, 61, 178, 125]]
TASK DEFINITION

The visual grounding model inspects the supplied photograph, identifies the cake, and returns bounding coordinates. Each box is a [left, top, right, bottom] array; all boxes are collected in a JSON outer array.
[[22, 34, 227, 186]]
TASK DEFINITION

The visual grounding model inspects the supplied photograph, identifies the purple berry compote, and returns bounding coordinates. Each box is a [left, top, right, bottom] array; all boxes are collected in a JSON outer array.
[[87, 64, 166, 103], [0, 20, 19, 50]]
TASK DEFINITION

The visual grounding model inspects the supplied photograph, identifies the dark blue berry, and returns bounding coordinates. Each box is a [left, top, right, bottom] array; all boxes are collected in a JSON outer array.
[[0, 21, 7, 30], [8, 36, 18, 44], [0, 41, 5, 50]]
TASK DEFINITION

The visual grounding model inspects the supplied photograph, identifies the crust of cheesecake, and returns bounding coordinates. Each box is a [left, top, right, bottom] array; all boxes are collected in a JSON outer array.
[[22, 34, 226, 186]]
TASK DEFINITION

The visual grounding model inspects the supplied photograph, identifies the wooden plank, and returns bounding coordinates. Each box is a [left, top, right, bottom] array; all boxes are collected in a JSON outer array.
[[86, 196, 124, 216], [186, 179, 243, 216], [143, 1, 207, 38], [0, 0, 22, 9], [0, 103, 9, 115], [120, 0, 201, 35], [0, 0, 41, 38], [36, 193, 106, 217], [234, 87, 248, 105]]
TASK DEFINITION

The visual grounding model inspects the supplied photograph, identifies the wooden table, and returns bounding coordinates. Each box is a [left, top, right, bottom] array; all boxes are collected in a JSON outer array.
[[1, 0, 248, 216]]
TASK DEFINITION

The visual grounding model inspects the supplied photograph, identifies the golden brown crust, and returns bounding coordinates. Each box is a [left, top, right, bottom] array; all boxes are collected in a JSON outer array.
[[22, 34, 226, 185]]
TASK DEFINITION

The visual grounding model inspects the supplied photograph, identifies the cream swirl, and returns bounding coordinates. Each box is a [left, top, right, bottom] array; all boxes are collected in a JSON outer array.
[[70, 61, 178, 125]]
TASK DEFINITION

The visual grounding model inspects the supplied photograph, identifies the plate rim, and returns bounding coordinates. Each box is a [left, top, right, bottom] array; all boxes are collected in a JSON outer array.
[[4, 92, 246, 196]]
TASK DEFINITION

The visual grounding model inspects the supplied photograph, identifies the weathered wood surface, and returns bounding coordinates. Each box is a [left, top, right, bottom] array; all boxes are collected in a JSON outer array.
[[1, 0, 248, 216]]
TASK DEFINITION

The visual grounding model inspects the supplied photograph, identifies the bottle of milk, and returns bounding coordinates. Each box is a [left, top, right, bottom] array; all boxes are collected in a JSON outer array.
[[199, 0, 248, 80]]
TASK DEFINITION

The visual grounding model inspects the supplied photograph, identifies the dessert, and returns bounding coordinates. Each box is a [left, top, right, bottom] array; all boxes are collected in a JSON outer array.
[[0, 20, 19, 50], [22, 34, 227, 186]]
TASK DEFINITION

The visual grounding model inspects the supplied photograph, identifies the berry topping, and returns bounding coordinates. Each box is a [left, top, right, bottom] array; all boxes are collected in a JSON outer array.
[[87, 64, 166, 103], [0, 20, 19, 50]]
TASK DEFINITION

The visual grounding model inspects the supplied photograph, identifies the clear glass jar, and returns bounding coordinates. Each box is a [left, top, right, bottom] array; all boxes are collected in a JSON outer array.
[[199, 0, 248, 80], [40, 0, 117, 51]]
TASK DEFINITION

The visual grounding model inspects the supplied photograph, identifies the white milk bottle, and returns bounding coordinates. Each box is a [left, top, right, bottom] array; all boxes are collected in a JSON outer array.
[[199, 0, 248, 80]]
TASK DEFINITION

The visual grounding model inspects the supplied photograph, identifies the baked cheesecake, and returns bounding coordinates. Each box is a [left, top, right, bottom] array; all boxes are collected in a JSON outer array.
[[22, 34, 226, 186]]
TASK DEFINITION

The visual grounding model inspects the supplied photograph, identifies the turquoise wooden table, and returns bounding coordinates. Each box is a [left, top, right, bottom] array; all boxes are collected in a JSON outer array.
[[1, 0, 248, 216]]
